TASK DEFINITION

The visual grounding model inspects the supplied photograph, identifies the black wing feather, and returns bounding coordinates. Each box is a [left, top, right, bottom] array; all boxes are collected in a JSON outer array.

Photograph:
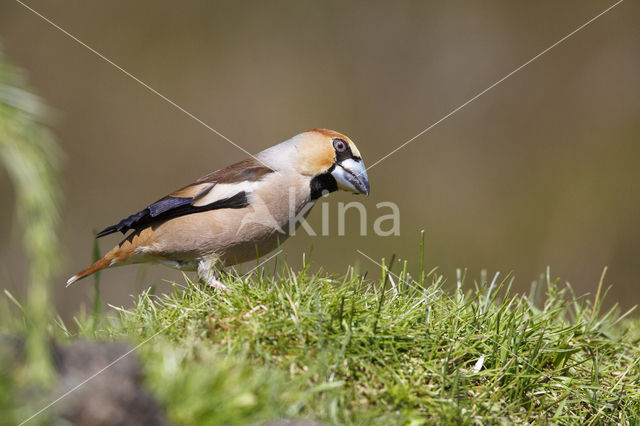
[[96, 191, 249, 238]]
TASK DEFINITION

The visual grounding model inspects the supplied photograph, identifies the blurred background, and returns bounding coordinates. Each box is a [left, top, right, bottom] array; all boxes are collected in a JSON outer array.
[[0, 0, 638, 320]]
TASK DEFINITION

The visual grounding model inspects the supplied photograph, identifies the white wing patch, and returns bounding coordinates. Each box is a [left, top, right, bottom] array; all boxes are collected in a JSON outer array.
[[192, 181, 262, 207]]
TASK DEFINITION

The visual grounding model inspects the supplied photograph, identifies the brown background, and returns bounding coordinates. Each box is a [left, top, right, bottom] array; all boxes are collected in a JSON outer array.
[[1, 1, 638, 319]]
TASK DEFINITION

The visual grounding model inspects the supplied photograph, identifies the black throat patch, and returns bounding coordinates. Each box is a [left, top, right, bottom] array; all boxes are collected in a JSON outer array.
[[310, 171, 338, 200]]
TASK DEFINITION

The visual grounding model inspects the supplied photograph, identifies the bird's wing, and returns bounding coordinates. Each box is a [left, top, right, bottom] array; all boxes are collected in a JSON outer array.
[[96, 158, 274, 238]]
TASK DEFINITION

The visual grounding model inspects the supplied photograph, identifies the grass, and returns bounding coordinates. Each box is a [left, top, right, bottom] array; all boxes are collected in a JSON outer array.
[[1, 44, 62, 386], [11, 255, 632, 425]]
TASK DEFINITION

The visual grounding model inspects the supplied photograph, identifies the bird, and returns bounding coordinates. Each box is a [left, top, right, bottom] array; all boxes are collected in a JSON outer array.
[[66, 129, 370, 289]]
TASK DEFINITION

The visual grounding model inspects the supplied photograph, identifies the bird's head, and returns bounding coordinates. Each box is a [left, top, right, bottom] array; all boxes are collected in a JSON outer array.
[[260, 128, 369, 199]]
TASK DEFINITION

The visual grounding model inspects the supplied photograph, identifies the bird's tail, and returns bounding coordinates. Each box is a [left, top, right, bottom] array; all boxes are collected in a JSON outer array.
[[66, 250, 117, 287], [66, 229, 151, 287]]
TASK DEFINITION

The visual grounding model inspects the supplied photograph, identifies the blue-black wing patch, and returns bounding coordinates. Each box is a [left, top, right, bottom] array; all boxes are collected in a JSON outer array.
[[96, 191, 249, 238]]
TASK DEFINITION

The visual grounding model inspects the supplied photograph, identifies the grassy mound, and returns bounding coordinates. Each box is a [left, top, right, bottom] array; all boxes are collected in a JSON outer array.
[[43, 260, 639, 425], [3, 257, 639, 424]]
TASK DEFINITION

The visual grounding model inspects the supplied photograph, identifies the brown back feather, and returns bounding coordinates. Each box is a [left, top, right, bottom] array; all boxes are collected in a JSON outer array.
[[195, 158, 274, 184]]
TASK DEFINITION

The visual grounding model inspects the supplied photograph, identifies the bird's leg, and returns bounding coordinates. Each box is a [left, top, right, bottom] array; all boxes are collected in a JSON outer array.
[[197, 256, 228, 291]]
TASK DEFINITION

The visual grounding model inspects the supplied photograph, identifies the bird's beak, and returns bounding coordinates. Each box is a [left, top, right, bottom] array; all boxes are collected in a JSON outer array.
[[331, 158, 370, 196]]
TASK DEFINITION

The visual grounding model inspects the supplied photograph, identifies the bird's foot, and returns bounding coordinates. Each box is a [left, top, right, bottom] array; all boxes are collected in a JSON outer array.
[[202, 276, 229, 292], [197, 257, 229, 291]]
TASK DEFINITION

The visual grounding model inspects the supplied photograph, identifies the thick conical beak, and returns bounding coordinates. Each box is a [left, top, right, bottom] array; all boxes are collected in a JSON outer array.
[[331, 158, 370, 196]]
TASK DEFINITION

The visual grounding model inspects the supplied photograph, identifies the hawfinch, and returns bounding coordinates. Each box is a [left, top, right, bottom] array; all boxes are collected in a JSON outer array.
[[67, 129, 369, 289]]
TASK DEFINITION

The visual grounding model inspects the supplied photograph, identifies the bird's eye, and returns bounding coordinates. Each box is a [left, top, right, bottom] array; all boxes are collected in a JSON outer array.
[[333, 139, 347, 153]]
